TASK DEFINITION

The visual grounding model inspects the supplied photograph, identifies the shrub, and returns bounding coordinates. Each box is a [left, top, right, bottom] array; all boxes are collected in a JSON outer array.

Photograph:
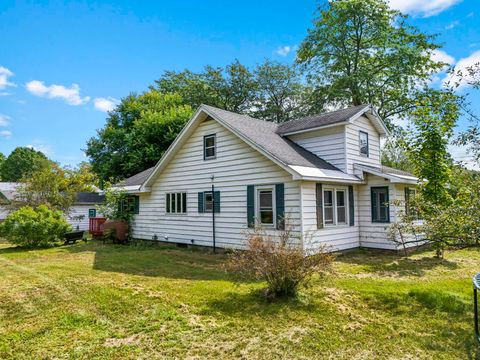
[[224, 224, 333, 299], [0, 205, 71, 247]]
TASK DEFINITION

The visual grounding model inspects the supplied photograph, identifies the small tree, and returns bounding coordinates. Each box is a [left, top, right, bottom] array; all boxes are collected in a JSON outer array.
[[0, 205, 71, 247], [15, 163, 96, 213], [225, 223, 332, 299], [97, 187, 133, 222]]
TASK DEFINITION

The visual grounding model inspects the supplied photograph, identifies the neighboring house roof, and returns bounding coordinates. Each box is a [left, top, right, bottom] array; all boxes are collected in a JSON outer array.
[[75, 192, 105, 205], [277, 104, 389, 136], [354, 163, 418, 184], [0, 182, 21, 203]]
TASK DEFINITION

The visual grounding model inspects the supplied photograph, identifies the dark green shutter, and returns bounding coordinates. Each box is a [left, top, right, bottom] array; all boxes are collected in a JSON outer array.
[[316, 183, 323, 229], [213, 191, 220, 213], [133, 196, 140, 214], [371, 188, 377, 222], [275, 183, 285, 230], [247, 185, 255, 228], [348, 186, 354, 226], [198, 192, 204, 213], [404, 187, 409, 215]]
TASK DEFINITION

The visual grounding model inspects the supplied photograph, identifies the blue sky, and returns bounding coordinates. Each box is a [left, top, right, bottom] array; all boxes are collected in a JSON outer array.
[[0, 0, 479, 166]]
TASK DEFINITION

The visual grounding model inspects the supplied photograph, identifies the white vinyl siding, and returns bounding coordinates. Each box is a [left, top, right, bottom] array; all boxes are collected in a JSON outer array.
[[131, 118, 301, 249], [345, 115, 381, 174], [68, 205, 102, 231], [301, 181, 360, 252], [289, 126, 346, 171]]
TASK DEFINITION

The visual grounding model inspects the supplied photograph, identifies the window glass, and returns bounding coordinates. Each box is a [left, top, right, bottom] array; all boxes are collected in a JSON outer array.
[[204, 192, 213, 212], [324, 190, 334, 225], [359, 131, 369, 156], [204, 134, 216, 159], [166, 192, 187, 214], [88, 209, 96, 218], [259, 190, 273, 225], [336, 190, 346, 224], [372, 187, 389, 222]]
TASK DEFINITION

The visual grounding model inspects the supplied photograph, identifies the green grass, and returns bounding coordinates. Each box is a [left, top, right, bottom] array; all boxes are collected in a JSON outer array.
[[0, 240, 478, 359]]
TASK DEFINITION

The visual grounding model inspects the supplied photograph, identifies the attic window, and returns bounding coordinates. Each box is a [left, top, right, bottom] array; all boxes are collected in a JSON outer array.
[[359, 131, 369, 157], [204, 134, 216, 160]]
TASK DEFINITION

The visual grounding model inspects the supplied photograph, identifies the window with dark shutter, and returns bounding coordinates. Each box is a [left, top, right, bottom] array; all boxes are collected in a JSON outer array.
[[348, 186, 355, 226], [316, 183, 323, 229], [247, 185, 255, 228], [275, 183, 285, 230], [371, 186, 389, 223]]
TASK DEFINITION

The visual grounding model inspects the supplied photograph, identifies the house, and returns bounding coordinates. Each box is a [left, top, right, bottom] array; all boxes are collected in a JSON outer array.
[[67, 192, 105, 230], [0, 184, 104, 231], [115, 104, 420, 252]]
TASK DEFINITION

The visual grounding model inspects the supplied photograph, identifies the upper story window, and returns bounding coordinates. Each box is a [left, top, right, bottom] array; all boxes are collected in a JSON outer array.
[[204, 134, 216, 160], [323, 187, 348, 226], [359, 131, 369, 157]]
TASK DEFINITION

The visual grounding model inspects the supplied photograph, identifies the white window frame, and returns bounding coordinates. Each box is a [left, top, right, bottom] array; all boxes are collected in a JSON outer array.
[[204, 134, 216, 160], [255, 186, 276, 227], [165, 192, 187, 214], [204, 191, 213, 213], [359, 130, 369, 157], [323, 186, 349, 227]]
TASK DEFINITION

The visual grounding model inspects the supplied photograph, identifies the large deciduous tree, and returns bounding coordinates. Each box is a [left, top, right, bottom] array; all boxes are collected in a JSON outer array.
[[296, 0, 445, 128], [85, 91, 193, 183], [0, 147, 50, 182]]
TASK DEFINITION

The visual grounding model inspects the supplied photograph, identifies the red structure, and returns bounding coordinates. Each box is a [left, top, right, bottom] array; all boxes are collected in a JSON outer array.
[[89, 217, 106, 236]]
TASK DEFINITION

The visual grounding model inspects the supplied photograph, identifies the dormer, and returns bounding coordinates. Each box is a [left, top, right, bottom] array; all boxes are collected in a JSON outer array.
[[277, 105, 389, 175]]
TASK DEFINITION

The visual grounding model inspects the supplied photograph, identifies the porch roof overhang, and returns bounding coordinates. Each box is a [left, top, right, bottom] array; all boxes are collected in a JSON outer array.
[[354, 163, 418, 184]]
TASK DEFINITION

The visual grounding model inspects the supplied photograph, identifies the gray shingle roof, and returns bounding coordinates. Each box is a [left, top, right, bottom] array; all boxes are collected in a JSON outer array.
[[202, 105, 339, 171], [75, 192, 105, 204], [118, 167, 155, 187], [277, 104, 370, 135]]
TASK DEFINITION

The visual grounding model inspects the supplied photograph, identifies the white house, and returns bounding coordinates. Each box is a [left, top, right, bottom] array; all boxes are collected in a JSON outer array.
[[0, 184, 104, 231], [115, 104, 420, 252]]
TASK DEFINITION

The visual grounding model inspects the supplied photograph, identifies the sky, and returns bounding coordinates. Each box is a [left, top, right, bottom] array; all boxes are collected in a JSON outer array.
[[0, 0, 479, 167]]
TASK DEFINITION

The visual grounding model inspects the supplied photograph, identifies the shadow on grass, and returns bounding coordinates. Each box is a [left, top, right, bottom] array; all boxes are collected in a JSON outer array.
[[336, 248, 459, 276], [59, 240, 246, 282]]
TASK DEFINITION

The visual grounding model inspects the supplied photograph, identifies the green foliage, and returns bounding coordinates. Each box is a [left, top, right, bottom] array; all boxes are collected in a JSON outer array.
[[16, 162, 97, 213], [381, 136, 414, 173], [156, 59, 312, 122], [406, 90, 459, 207], [297, 0, 444, 128], [85, 92, 193, 183], [0, 152, 5, 180], [0, 147, 51, 182], [0, 205, 71, 247], [97, 187, 133, 222]]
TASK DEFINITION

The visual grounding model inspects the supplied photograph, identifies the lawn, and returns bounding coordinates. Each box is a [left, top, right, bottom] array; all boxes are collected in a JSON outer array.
[[0, 240, 478, 359]]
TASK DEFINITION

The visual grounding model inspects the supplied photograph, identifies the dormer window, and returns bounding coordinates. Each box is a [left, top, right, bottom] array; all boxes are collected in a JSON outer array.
[[359, 131, 369, 157], [204, 134, 216, 160]]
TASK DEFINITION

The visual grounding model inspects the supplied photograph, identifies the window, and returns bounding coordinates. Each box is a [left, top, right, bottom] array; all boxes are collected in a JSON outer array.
[[204, 192, 213, 213], [121, 196, 139, 215], [88, 208, 96, 218], [336, 190, 346, 224], [371, 187, 389, 223], [323, 187, 348, 226], [166, 192, 187, 214], [257, 188, 274, 225], [359, 131, 369, 157], [204, 134, 216, 160], [405, 187, 421, 219]]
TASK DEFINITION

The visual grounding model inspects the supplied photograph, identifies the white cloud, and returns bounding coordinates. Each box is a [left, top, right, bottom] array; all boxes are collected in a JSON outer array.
[[443, 50, 480, 89], [0, 114, 10, 127], [276, 45, 292, 57], [0, 66, 16, 90], [445, 20, 460, 29], [449, 143, 480, 170], [93, 97, 119, 112], [26, 142, 52, 155], [25, 80, 90, 105], [388, 0, 462, 17], [0, 130, 12, 139], [430, 49, 456, 65]]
